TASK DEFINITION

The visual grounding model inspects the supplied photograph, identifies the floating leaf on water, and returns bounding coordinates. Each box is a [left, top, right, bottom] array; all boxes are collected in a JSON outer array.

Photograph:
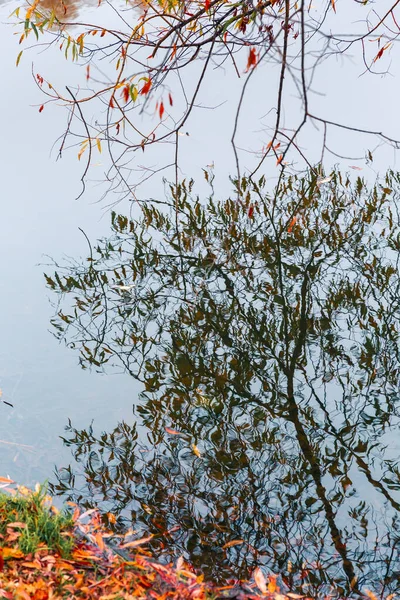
[[222, 540, 245, 549], [253, 567, 267, 594], [121, 534, 154, 548]]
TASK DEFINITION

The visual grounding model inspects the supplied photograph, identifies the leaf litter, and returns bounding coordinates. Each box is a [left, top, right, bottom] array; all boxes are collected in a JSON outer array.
[[0, 479, 390, 599]]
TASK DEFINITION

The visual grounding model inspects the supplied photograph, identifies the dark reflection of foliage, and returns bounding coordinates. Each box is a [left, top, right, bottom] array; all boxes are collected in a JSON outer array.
[[48, 170, 400, 597]]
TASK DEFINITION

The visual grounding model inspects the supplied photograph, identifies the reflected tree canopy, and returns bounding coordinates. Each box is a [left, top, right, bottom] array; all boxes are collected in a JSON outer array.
[[47, 170, 400, 596]]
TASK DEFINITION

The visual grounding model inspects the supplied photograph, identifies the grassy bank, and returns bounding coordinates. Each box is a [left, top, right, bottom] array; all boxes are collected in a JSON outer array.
[[0, 480, 219, 599]]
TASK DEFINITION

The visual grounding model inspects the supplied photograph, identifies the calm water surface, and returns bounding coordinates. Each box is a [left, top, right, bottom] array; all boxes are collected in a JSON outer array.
[[0, 0, 139, 485]]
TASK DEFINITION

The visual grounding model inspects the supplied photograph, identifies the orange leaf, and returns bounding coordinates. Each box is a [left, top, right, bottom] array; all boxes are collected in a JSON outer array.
[[287, 216, 297, 233], [32, 590, 48, 600], [331, 0, 336, 12], [276, 154, 283, 165], [7, 522, 27, 529], [165, 427, 182, 435], [0, 477, 14, 484], [268, 574, 278, 593], [253, 567, 267, 594], [159, 101, 165, 119], [2, 548, 24, 560], [222, 540, 245, 549], [94, 531, 105, 551], [21, 561, 42, 569], [140, 78, 152, 95]]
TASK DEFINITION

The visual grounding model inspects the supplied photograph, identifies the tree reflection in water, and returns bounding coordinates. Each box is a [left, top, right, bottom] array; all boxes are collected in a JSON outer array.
[[47, 170, 400, 596]]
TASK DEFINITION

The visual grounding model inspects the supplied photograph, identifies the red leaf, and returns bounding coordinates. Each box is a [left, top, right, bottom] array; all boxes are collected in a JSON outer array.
[[159, 101, 165, 119], [122, 84, 130, 103], [86, 65, 90, 81], [168, 93, 173, 106], [245, 47, 257, 71], [109, 95, 115, 108], [248, 204, 254, 219], [39, 104, 44, 113], [204, 0, 211, 10], [140, 78, 152, 95], [373, 42, 392, 63]]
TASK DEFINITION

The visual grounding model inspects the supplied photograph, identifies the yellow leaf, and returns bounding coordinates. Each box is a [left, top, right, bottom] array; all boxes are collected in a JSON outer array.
[[192, 444, 201, 458], [96, 138, 102, 153], [16, 51, 23, 67], [78, 141, 88, 161]]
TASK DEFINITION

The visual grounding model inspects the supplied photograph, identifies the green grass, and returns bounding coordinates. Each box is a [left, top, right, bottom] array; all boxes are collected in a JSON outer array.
[[0, 484, 74, 557]]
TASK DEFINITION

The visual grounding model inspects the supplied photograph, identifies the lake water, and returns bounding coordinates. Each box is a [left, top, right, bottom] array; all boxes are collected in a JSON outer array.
[[1, 1, 400, 597]]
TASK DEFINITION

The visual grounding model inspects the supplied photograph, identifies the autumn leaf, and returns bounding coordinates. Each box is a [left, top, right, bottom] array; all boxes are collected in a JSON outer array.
[[248, 204, 254, 219], [222, 540, 244, 549], [39, 105, 44, 113], [121, 534, 154, 548], [204, 0, 211, 10], [140, 78, 152, 95], [192, 444, 202, 458], [78, 142, 88, 161], [0, 477, 14, 484], [373, 42, 391, 62], [168, 92, 173, 106], [165, 427, 182, 435], [268, 574, 278, 593], [159, 101, 165, 119], [122, 84, 130, 103], [253, 567, 267, 594], [331, 0, 336, 12], [2, 548, 24, 560], [245, 47, 257, 71], [287, 216, 297, 233], [86, 64, 90, 81], [276, 154, 283, 165]]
